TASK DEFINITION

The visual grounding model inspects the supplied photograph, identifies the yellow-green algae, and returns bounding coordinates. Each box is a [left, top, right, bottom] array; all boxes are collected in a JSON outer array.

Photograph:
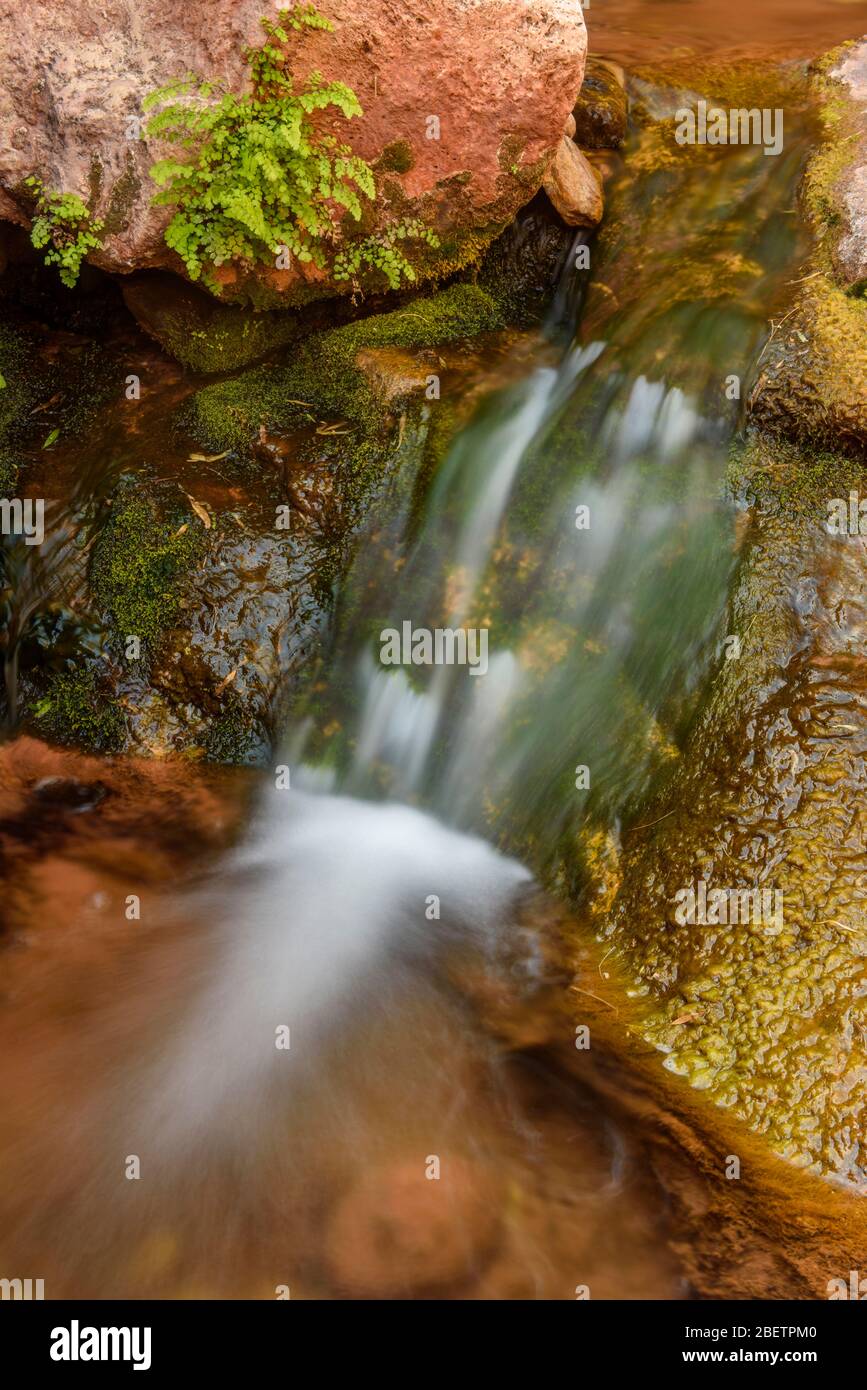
[[605, 433, 867, 1180]]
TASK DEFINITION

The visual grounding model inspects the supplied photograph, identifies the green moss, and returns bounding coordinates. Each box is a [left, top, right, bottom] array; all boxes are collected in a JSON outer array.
[[103, 155, 142, 237], [0, 323, 44, 488], [123, 273, 301, 374], [182, 282, 504, 451], [89, 479, 203, 649], [32, 665, 125, 752], [203, 688, 261, 763], [376, 140, 415, 174]]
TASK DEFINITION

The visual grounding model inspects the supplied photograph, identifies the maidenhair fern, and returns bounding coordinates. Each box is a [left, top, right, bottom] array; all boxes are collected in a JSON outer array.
[[144, 5, 437, 293], [26, 179, 105, 288], [333, 219, 441, 292]]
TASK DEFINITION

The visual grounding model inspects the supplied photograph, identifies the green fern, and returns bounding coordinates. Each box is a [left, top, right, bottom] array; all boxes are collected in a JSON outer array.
[[144, 6, 434, 294], [333, 219, 441, 292], [26, 179, 104, 288]]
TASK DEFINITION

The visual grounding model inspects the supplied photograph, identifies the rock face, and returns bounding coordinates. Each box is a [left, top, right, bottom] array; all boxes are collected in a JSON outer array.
[[828, 39, 867, 290], [0, 0, 587, 304], [749, 38, 867, 454], [541, 136, 604, 227]]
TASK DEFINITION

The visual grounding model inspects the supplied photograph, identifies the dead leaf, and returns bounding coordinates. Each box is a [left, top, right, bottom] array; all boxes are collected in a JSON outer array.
[[185, 493, 212, 529], [29, 391, 64, 415], [188, 450, 231, 463], [215, 667, 239, 696], [174, 523, 189, 537]]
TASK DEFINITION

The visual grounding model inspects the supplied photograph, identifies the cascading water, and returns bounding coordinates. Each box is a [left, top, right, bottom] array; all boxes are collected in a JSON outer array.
[[286, 105, 811, 874], [0, 86, 820, 1299]]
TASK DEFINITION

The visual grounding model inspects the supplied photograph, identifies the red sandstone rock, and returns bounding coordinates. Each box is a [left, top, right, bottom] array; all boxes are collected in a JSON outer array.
[[0, 0, 587, 303]]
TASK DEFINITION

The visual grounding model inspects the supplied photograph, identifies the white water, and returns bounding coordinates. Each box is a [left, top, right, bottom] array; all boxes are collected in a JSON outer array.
[[139, 789, 532, 1148]]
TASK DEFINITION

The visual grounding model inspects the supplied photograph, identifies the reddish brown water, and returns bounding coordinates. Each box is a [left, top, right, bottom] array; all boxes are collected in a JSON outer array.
[[0, 739, 687, 1300], [589, 0, 867, 65], [2, 0, 867, 1307]]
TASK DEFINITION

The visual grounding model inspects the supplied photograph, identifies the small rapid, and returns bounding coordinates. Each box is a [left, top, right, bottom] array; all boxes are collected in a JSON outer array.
[[0, 78, 824, 1299]]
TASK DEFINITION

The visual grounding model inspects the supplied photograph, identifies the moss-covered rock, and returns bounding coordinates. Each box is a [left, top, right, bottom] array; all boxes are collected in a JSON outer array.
[[749, 42, 867, 456], [89, 478, 203, 650], [121, 272, 301, 375], [182, 283, 504, 453], [606, 430, 867, 1183], [32, 665, 125, 752]]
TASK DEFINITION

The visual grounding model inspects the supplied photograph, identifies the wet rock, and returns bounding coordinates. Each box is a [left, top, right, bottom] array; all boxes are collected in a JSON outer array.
[[609, 433, 867, 1184], [572, 57, 628, 150], [826, 40, 867, 291], [325, 1157, 502, 1296], [182, 283, 505, 452], [121, 274, 300, 375], [0, 0, 586, 304], [351, 347, 436, 411], [541, 136, 604, 227], [31, 777, 108, 815], [478, 192, 576, 326], [749, 40, 867, 455], [748, 281, 867, 454]]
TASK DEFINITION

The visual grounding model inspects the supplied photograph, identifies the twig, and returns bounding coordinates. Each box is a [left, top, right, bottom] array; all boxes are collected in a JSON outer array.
[[625, 807, 677, 834]]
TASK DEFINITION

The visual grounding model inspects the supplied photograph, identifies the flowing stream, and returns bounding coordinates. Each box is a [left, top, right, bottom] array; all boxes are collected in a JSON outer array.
[[0, 66, 835, 1298]]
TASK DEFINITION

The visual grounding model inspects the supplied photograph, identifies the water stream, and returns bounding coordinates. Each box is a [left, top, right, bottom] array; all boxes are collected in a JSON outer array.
[[0, 61, 842, 1299]]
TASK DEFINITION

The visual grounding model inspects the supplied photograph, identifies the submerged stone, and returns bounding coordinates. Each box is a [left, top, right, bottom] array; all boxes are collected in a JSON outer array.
[[572, 57, 628, 150]]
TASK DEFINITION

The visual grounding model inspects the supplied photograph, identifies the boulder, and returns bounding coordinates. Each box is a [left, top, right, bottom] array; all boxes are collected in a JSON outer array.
[[827, 38, 867, 290], [749, 38, 867, 454], [541, 136, 604, 227], [0, 0, 587, 305], [325, 1157, 502, 1296], [121, 274, 301, 374]]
